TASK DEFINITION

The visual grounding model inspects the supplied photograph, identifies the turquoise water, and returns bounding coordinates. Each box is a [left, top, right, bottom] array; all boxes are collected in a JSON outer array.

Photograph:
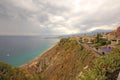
[[0, 36, 59, 66]]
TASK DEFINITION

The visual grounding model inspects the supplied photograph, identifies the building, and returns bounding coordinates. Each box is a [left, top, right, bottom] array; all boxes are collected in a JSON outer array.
[[81, 34, 94, 43], [104, 31, 116, 40], [115, 27, 120, 44], [104, 27, 120, 45]]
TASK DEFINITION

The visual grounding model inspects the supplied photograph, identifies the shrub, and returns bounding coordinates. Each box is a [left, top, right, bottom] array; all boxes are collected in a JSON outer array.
[[0, 62, 42, 80], [80, 53, 120, 80]]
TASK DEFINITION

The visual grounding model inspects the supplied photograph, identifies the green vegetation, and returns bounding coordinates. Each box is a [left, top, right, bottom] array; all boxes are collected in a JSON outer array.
[[1, 37, 119, 80], [37, 38, 96, 80], [112, 45, 120, 54], [94, 33, 111, 47], [59, 38, 82, 51], [79, 46, 120, 80], [0, 62, 12, 80], [80, 51, 91, 62], [52, 38, 96, 80], [0, 62, 42, 80]]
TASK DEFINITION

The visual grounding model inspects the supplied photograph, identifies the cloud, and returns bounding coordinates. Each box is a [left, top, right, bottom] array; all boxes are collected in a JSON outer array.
[[9, 0, 38, 11], [0, 0, 120, 35]]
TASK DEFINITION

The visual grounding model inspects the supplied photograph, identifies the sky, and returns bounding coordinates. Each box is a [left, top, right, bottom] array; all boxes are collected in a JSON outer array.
[[0, 0, 120, 35]]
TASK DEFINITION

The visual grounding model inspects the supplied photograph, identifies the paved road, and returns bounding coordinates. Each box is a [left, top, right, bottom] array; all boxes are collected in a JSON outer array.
[[76, 40, 103, 57]]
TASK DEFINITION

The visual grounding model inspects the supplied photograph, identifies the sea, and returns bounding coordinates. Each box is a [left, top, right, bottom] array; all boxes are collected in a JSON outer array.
[[0, 36, 59, 67]]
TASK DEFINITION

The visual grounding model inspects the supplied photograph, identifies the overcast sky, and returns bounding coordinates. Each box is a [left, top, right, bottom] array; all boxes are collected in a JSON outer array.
[[0, 0, 120, 35]]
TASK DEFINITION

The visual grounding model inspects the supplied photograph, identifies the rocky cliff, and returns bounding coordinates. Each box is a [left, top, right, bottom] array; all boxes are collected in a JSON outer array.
[[116, 26, 120, 37]]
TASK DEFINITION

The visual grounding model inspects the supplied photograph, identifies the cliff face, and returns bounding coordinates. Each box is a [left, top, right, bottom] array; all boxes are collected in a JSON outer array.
[[116, 27, 120, 37], [25, 38, 97, 80]]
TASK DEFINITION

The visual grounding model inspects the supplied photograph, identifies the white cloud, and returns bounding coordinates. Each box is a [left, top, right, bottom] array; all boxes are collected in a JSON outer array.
[[10, 0, 38, 11], [49, 15, 65, 23], [0, 0, 120, 35], [87, 23, 120, 32], [51, 25, 80, 35]]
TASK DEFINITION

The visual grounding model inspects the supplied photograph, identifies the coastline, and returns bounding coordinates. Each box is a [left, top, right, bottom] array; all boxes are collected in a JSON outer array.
[[19, 40, 59, 68]]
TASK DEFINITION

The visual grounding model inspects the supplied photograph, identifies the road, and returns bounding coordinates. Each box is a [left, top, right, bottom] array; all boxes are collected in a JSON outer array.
[[76, 40, 103, 57]]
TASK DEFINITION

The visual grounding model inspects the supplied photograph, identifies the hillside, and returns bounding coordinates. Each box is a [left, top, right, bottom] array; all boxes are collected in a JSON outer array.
[[24, 38, 97, 80], [24, 37, 120, 80], [0, 62, 38, 80], [0, 35, 120, 80], [78, 45, 120, 80]]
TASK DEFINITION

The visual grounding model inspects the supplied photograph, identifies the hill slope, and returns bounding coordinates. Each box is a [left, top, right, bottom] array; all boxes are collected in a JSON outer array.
[[0, 38, 120, 80], [25, 38, 97, 80]]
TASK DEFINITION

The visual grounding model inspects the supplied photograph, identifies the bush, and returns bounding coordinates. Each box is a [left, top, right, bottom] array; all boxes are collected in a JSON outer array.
[[80, 53, 120, 80], [112, 45, 120, 54], [94, 38, 109, 46], [0, 62, 12, 80], [0, 62, 42, 80], [106, 40, 111, 45]]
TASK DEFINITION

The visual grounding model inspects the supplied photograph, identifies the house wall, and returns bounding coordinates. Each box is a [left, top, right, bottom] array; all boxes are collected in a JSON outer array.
[[117, 39, 120, 44]]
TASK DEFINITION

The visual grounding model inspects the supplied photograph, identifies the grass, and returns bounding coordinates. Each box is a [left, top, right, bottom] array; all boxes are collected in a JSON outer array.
[[79, 45, 120, 80]]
